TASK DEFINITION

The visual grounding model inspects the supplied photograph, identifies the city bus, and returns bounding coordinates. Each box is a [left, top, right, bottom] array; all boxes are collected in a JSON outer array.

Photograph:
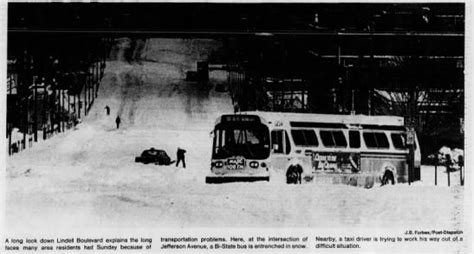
[[205, 111, 420, 187]]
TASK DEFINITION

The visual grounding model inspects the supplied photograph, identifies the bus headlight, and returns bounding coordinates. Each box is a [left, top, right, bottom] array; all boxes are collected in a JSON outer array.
[[260, 162, 267, 168], [249, 161, 259, 168], [214, 161, 223, 168]]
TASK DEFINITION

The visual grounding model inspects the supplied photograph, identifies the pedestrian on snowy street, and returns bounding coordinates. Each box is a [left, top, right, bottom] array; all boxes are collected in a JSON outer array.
[[286, 160, 303, 184], [176, 147, 186, 168], [115, 115, 121, 129], [105, 105, 110, 115]]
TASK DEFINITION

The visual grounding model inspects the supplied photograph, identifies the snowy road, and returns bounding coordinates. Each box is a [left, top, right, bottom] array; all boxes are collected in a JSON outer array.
[[5, 39, 466, 234]]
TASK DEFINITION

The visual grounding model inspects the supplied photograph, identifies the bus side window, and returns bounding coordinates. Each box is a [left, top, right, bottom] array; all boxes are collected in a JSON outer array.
[[391, 133, 406, 149], [214, 129, 225, 155], [320, 131, 335, 147], [349, 130, 360, 148], [375, 133, 389, 148], [271, 130, 284, 153], [320, 130, 347, 148], [291, 129, 319, 147], [391, 132, 416, 149], [333, 131, 347, 147], [363, 132, 389, 149]]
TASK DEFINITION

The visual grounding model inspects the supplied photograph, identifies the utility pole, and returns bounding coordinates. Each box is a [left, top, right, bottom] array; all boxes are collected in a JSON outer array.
[[50, 79, 55, 134], [78, 89, 81, 119], [368, 34, 374, 116], [93, 64, 97, 98], [96, 60, 99, 97], [61, 90, 65, 132], [67, 89, 70, 129], [334, 41, 341, 113], [8, 123, 12, 155], [42, 77, 47, 140], [23, 50, 32, 150], [406, 88, 417, 185], [57, 81, 61, 133], [7, 71, 12, 153], [84, 74, 87, 117], [33, 75, 38, 142], [88, 72, 92, 111]]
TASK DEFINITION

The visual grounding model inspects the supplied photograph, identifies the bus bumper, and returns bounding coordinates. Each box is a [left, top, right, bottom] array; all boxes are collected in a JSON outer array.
[[205, 175, 270, 184]]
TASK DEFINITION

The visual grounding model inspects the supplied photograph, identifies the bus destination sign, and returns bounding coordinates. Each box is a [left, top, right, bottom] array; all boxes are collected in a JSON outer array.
[[222, 115, 260, 123]]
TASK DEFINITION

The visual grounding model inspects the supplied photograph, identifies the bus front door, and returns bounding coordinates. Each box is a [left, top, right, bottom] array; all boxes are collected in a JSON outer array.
[[270, 130, 291, 173]]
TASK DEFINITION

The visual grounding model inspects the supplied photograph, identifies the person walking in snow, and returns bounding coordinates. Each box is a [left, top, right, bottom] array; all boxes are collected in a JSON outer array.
[[115, 115, 121, 129], [104, 105, 110, 115], [286, 160, 303, 184], [176, 148, 186, 168]]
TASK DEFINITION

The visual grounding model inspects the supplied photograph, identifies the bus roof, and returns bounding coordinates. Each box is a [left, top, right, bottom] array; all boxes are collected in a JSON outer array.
[[238, 111, 405, 127]]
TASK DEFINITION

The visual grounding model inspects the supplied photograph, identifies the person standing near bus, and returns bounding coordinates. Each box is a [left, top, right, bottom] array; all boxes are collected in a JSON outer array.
[[176, 148, 186, 168], [286, 159, 303, 184]]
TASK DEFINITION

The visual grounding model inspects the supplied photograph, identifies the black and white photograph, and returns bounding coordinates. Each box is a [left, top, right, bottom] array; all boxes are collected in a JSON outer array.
[[1, 1, 471, 253]]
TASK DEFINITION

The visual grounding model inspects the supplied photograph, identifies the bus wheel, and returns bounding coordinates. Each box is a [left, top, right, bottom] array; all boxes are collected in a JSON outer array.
[[364, 176, 375, 189], [286, 165, 302, 184], [380, 169, 395, 186]]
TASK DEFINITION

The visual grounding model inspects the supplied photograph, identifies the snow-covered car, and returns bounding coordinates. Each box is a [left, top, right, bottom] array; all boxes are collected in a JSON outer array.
[[135, 148, 172, 165], [426, 146, 464, 169]]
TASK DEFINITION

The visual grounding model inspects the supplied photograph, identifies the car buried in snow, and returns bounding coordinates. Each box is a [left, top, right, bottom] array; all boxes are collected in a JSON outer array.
[[135, 148, 172, 165]]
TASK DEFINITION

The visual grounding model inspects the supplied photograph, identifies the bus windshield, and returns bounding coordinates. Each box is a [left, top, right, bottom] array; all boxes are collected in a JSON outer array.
[[212, 124, 270, 159]]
